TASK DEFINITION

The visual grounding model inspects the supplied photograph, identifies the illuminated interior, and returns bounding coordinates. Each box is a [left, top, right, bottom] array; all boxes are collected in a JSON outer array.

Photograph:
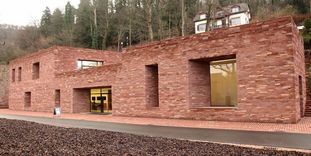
[[90, 88, 112, 113], [210, 59, 237, 107]]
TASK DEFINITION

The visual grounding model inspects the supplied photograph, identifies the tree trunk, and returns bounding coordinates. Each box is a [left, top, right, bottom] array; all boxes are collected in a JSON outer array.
[[117, 29, 123, 52], [102, 13, 109, 50], [181, 0, 185, 36], [205, 0, 213, 32], [129, 0, 132, 46], [156, 0, 163, 40], [205, 4, 211, 32], [169, 13, 171, 38], [91, 0, 98, 49], [101, 0, 109, 50], [146, 0, 153, 42]]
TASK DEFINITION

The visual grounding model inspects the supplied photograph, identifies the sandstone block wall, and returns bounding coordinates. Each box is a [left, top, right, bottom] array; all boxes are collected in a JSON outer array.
[[7, 17, 306, 123], [55, 64, 121, 113], [9, 46, 121, 113], [0, 64, 8, 108], [113, 16, 305, 123]]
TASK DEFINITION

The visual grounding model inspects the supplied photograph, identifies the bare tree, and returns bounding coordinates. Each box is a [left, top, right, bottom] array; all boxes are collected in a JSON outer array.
[[181, 0, 185, 36], [156, 0, 164, 40], [143, 0, 154, 41]]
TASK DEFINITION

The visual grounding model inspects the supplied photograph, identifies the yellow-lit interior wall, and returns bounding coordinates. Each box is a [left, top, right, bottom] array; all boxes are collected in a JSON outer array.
[[210, 59, 237, 106]]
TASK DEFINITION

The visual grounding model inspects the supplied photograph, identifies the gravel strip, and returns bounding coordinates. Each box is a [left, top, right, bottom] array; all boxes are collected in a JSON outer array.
[[0, 118, 309, 156]]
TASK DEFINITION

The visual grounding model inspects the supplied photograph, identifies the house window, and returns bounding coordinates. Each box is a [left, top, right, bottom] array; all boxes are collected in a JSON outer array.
[[199, 14, 206, 20], [18, 67, 22, 81], [230, 17, 241, 26], [189, 56, 237, 108], [231, 7, 240, 13], [55, 90, 60, 107], [32, 62, 40, 79], [77, 60, 103, 69], [24, 92, 31, 107], [216, 11, 224, 17], [210, 59, 237, 107], [11, 68, 15, 82], [212, 21, 217, 28], [197, 24, 206, 32], [145, 64, 159, 108]]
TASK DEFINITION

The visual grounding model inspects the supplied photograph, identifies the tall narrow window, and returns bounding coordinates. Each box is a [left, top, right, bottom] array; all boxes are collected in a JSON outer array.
[[32, 62, 40, 79], [145, 64, 159, 107], [18, 67, 22, 81], [55, 90, 60, 107], [11, 68, 15, 82], [24, 92, 31, 107], [210, 59, 237, 107], [299, 75, 304, 117]]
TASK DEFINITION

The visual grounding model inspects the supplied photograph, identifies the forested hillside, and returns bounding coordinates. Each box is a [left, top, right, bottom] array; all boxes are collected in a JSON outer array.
[[1, 0, 311, 63]]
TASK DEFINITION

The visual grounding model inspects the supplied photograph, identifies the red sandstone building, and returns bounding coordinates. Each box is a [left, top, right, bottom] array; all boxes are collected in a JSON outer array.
[[8, 17, 308, 123]]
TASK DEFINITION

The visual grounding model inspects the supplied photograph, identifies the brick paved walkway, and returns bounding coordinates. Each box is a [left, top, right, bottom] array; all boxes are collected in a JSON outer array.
[[0, 109, 310, 134]]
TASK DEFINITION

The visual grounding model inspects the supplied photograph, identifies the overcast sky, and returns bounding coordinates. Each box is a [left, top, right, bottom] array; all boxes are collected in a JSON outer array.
[[0, 0, 80, 26]]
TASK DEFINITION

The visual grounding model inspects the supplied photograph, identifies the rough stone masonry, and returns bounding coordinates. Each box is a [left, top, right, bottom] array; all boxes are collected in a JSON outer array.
[[8, 16, 306, 123], [0, 64, 8, 108]]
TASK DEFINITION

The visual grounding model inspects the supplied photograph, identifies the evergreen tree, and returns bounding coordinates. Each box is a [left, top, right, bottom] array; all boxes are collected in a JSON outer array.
[[64, 2, 75, 46], [51, 9, 64, 36], [40, 7, 52, 37], [50, 9, 65, 45], [74, 0, 93, 48]]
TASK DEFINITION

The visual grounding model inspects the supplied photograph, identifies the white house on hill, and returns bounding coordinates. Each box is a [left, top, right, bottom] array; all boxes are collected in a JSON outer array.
[[194, 3, 251, 34]]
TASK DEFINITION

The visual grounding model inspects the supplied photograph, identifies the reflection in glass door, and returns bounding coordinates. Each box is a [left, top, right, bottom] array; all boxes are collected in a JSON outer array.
[[90, 88, 112, 113]]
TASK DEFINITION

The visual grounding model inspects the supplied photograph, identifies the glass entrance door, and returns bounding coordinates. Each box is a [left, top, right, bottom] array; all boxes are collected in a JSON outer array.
[[90, 88, 112, 113]]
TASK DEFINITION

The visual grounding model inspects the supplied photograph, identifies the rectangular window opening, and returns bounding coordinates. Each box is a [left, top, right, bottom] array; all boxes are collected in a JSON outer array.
[[55, 90, 60, 107], [145, 64, 159, 108], [230, 17, 241, 26], [18, 67, 22, 81], [24, 92, 31, 107], [77, 60, 103, 69], [197, 24, 206, 32], [11, 68, 15, 82], [189, 56, 237, 108], [299, 75, 304, 117], [32, 62, 40, 79], [210, 58, 237, 107]]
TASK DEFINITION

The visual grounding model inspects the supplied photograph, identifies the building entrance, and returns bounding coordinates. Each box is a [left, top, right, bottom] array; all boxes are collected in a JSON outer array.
[[90, 88, 112, 113]]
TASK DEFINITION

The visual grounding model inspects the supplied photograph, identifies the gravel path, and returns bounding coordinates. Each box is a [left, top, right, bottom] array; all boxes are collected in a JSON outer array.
[[0, 118, 309, 156]]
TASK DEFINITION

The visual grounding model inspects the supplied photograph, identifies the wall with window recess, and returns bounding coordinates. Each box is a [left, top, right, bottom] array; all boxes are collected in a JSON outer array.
[[8, 46, 121, 112], [8, 49, 56, 111], [54, 47, 121, 74], [6, 16, 305, 123], [113, 16, 305, 123]]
